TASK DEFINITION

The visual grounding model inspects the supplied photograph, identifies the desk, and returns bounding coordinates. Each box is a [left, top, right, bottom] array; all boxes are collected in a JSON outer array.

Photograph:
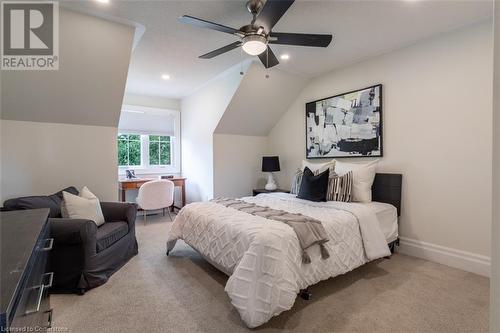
[[118, 177, 187, 210]]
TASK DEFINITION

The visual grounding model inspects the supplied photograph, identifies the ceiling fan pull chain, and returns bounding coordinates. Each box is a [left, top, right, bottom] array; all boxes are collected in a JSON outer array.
[[265, 47, 270, 78], [240, 48, 244, 76]]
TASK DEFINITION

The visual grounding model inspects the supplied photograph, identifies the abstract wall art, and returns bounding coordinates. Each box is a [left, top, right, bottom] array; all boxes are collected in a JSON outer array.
[[305, 84, 383, 158]]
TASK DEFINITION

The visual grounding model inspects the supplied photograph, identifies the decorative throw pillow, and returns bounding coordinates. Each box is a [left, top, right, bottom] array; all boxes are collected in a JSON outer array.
[[290, 168, 303, 194], [334, 160, 378, 202], [301, 160, 336, 176], [297, 167, 330, 202], [326, 171, 353, 202], [61, 187, 105, 226]]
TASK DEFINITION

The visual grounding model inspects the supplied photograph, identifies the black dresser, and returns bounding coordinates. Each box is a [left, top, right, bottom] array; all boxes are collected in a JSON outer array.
[[0, 209, 53, 331]]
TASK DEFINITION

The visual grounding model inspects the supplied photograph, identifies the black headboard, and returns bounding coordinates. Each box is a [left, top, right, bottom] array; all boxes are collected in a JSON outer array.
[[371, 173, 403, 217]]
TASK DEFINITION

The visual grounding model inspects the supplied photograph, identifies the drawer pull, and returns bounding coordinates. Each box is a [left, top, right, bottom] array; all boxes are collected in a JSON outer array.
[[25, 285, 44, 315], [42, 272, 54, 288], [40, 238, 54, 251], [43, 309, 53, 329]]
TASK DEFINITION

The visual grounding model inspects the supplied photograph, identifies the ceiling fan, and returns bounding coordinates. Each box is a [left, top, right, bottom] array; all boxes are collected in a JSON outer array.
[[178, 0, 333, 69]]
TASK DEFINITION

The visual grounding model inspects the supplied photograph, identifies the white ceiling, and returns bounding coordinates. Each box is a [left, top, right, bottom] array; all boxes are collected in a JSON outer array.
[[215, 62, 308, 136], [2, 9, 134, 126], [63, 0, 493, 99]]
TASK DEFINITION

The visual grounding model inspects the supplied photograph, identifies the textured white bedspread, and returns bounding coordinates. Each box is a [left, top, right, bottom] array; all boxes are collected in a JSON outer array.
[[166, 193, 390, 328]]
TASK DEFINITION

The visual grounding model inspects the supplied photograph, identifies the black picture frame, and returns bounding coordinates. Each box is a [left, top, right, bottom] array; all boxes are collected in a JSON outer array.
[[305, 84, 383, 159]]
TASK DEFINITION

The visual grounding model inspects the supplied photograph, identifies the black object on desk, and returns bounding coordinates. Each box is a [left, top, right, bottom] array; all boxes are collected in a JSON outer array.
[[252, 189, 290, 196], [0, 209, 53, 332]]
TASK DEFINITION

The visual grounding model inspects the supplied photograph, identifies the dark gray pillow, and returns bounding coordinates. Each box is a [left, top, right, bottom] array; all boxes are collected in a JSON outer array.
[[297, 167, 330, 202], [3, 186, 79, 218]]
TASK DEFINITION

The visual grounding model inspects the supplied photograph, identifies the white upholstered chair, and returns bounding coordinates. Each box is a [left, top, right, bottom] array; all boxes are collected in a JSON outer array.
[[136, 179, 175, 223]]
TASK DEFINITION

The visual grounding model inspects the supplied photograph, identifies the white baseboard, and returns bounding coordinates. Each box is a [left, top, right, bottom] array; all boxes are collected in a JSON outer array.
[[397, 237, 490, 277]]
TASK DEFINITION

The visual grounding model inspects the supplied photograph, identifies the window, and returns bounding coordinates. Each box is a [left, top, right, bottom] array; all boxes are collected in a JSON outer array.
[[149, 135, 171, 166], [118, 134, 141, 166], [118, 105, 180, 174], [117, 134, 173, 169]]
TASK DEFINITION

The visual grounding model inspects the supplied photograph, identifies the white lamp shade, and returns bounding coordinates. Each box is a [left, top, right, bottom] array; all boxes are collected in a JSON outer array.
[[242, 35, 267, 56]]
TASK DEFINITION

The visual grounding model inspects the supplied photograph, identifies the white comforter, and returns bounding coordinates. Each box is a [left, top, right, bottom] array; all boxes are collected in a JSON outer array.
[[166, 193, 390, 328]]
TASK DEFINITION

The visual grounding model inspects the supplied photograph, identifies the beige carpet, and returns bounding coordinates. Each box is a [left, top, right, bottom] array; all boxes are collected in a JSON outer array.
[[50, 214, 489, 333]]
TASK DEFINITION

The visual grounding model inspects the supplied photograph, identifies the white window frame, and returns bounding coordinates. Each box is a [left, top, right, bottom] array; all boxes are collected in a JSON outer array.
[[118, 105, 181, 175], [147, 135, 172, 167], [117, 134, 142, 167]]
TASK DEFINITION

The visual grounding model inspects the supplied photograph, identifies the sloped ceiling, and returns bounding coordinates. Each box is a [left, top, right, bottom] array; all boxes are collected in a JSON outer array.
[[0, 8, 135, 127], [215, 62, 307, 136], [62, 0, 492, 99]]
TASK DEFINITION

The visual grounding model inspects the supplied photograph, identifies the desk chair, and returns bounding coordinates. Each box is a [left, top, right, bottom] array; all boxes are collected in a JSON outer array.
[[136, 180, 175, 223]]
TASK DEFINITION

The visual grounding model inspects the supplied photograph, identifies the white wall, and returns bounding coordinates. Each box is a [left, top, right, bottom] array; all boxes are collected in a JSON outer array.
[[267, 22, 493, 273], [213, 134, 268, 198], [0, 120, 118, 202], [491, 1, 500, 330], [0, 9, 135, 203], [183, 62, 306, 201], [215, 63, 307, 136], [181, 64, 247, 203], [1, 9, 134, 127], [122, 93, 180, 111]]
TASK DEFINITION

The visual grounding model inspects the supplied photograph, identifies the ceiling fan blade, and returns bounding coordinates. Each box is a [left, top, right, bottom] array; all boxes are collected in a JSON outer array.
[[254, 0, 295, 33], [269, 32, 333, 47], [258, 46, 279, 68], [199, 41, 242, 59], [178, 15, 239, 35]]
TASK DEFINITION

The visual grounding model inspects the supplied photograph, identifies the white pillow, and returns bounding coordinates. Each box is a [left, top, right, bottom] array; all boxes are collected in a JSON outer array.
[[334, 160, 378, 203], [301, 160, 336, 176], [62, 187, 105, 226]]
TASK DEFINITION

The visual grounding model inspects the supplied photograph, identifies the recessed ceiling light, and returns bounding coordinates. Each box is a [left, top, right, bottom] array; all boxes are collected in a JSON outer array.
[[280, 54, 290, 60], [96, 0, 109, 4], [161, 74, 171, 80]]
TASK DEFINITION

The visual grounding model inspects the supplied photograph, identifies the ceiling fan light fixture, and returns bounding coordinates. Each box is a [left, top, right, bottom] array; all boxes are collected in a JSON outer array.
[[179, 0, 332, 69], [242, 35, 267, 56]]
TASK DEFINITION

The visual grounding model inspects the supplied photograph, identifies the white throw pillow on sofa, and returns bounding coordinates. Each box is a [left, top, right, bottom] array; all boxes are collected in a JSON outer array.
[[334, 160, 378, 203], [61, 187, 105, 226]]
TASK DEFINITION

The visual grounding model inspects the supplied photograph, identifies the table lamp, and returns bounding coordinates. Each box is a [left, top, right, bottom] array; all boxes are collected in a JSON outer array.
[[262, 156, 280, 191]]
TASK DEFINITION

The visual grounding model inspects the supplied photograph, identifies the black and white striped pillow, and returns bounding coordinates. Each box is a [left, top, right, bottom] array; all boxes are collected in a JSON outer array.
[[292, 168, 352, 202], [290, 169, 303, 194], [326, 171, 353, 202]]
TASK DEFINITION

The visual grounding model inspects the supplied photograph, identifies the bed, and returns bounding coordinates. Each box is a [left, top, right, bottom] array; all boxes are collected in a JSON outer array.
[[166, 173, 402, 328]]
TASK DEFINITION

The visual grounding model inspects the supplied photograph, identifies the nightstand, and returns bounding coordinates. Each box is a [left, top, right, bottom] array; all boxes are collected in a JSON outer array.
[[252, 189, 290, 196]]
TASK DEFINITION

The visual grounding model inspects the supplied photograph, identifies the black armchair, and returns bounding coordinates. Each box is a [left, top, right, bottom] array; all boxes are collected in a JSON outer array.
[[3, 187, 138, 294]]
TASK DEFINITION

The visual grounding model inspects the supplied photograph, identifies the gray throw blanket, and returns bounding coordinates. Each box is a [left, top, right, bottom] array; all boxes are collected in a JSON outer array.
[[211, 198, 330, 264]]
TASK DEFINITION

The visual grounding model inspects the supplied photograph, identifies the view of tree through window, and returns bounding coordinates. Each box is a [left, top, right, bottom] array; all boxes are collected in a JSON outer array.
[[117, 134, 171, 167], [149, 135, 171, 165], [118, 134, 141, 166]]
